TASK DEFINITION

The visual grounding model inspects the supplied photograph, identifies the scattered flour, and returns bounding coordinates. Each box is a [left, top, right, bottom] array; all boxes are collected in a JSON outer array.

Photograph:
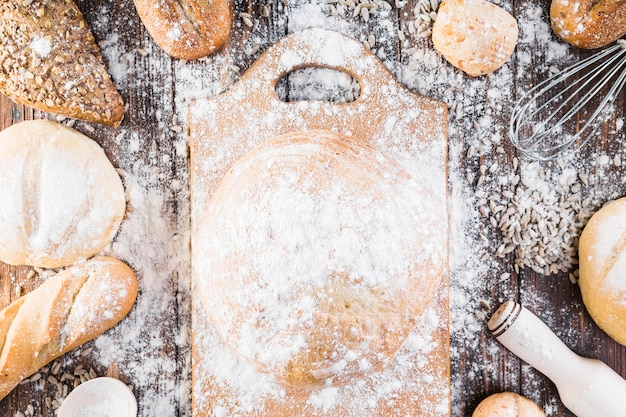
[[13, 1, 621, 417]]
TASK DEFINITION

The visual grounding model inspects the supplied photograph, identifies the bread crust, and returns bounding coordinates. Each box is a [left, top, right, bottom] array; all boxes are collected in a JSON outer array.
[[551, 0, 626, 49], [0, 0, 125, 126], [0, 120, 126, 268], [579, 197, 626, 346], [432, 0, 518, 77], [133, 0, 231, 60], [472, 392, 545, 417], [0, 256, 138, 401]]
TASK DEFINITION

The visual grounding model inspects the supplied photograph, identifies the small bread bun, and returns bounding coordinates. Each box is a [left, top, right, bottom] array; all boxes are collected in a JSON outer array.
[[195, 130, 447, 387], [551, 0, 626, 49], [432, 0, 518, 76], [579, 197, 626, 346], [0, 120, 126, 268], [472, 392, 545, 417], [133, 0, 231, 60]]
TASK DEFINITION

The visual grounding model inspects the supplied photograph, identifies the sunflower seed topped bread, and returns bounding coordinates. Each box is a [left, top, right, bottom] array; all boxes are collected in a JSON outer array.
[[0, 256, 138, 401], [0, 0, 124, 126], [133, 0, 231, 60], [550, 0, 626, 49], [0, 120, 126, 268]]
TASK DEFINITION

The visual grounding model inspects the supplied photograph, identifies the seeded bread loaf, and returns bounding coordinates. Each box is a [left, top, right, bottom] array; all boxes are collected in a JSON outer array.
[[551, 0, 626, 49], [0, 0, 124, 126], [0, 120, 126, 268], [133, 0, 231, 60], [0, 256, 138, 401]]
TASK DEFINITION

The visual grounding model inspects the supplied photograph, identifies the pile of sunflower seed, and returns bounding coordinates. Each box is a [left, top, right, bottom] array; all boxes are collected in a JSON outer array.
[[480, 160, 596, 278]]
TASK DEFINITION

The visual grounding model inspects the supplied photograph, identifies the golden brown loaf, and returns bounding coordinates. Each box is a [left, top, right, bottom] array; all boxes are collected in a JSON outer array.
[[133, 0, 231, 60], [432, 0, 518, 76], [195, 130, 447, 387], [0, 120, 126, 268], [472, 392, 545, 417], [0, 0, 124, 126], [551, 0, 626, 49], [579, 197, 626, 346], [0, 256, 138, 401]]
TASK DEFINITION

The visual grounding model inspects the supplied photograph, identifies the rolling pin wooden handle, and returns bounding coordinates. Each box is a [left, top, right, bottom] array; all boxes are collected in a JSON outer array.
[[489, 301, 626, 417]]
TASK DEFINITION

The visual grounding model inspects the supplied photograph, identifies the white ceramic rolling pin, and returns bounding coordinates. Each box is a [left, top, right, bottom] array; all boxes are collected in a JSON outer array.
[[488, 301, 626, 417]]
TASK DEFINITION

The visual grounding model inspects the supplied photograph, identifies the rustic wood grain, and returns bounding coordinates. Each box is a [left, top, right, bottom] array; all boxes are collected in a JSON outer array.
[[0, 0, 625, 416]]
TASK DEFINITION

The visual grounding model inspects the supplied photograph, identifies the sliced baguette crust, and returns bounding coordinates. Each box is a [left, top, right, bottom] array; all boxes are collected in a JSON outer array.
[[0, 256, 138, 400], [133, 0, 231, 60], [551, 0, 626, 49], [0, 0, 124, 126]]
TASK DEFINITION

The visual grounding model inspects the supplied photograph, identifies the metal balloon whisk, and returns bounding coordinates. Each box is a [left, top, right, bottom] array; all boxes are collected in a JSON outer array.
[[509, 39, 626, 160]]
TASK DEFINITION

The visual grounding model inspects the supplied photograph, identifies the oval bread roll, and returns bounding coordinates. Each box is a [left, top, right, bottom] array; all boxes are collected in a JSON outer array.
[[133, 0, 231, 60], [195, 130, 447, 387], [0, 256, 138, 400], [579, 197, 626, 346], [472, 392, 545, 417], [0, 120, 126, 268], [550, 0, 626, 49]]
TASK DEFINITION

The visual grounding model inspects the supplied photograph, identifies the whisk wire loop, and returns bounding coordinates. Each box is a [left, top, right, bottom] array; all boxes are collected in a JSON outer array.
[[510, 40, 626, 160]]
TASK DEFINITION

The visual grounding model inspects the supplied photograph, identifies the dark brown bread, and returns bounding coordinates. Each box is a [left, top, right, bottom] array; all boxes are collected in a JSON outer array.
[[0, 0, 124, 126]]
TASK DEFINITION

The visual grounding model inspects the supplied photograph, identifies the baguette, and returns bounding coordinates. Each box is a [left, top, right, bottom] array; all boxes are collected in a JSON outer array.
[[132, 0, 231, 60], [0, 0, 124, 126], [0, 256, 138, 400], [551, 0, 626, 49]]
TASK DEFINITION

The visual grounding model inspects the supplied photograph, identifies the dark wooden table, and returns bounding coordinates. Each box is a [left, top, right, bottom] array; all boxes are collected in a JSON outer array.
[[1, 0, 625, 416]]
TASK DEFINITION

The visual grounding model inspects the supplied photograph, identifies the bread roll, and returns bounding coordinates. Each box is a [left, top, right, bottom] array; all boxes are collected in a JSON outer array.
[[194, 130, 447, 387], [0, 256, 138, 401], [0, 0, 124, 126], [579, 197, 626, 346], [432, 0, 518, 76], [472, 392, 545, 417], [0, 120, 126, 268], [133, 0, 231, 60], [551, 0, 626, 49]]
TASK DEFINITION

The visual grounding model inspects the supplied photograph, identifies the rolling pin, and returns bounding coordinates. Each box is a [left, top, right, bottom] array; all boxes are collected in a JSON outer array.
[[488, 301, 626, 417]]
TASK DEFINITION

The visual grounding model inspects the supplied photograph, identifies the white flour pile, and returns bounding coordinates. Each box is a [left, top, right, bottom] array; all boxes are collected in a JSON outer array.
[[11, 0, 626, 416]]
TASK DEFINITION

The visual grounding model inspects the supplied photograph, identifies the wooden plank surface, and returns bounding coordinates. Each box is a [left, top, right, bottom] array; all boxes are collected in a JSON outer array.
[[1, 0, 625, 416]]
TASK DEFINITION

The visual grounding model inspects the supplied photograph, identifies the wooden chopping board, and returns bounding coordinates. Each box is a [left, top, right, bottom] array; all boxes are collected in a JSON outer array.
[[189, 28, 449, 417]]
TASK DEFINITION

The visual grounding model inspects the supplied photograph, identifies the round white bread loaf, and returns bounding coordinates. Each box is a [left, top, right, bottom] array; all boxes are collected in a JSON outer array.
[[195, 130, 447, 387], [0, 120, 126, 268], [472, 392, 545, 417], [579, 197, 626, 346]]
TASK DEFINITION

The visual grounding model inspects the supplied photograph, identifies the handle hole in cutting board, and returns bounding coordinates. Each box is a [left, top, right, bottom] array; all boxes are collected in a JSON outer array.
[[275, 67, 361, 103]]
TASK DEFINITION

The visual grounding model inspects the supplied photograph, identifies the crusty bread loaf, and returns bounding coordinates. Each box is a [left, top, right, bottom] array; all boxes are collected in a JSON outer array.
[[195, 130, 447, 387], [133, 0, 231, 60], [0, 120, 126, 268], [432, 0, 518, 76], [0, 0, 124, 126], [472, 392, 545, 417], [551, 0, 626, 49], [0, 256, 138, 401], [579, 197, 626, 346]]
